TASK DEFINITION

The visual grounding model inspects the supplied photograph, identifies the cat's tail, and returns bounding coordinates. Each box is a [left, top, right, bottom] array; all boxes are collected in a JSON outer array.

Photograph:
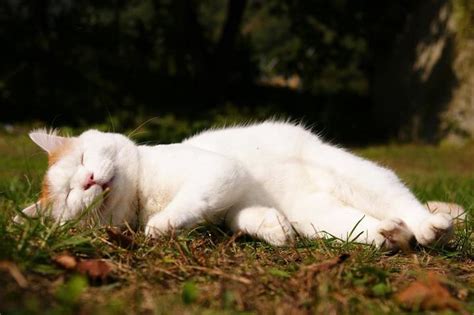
[[425, 201, 466, 223]]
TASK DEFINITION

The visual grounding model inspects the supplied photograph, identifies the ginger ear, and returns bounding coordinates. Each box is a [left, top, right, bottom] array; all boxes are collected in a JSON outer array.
[[14, 202, 41, 223], [29, 129, 69, 154]]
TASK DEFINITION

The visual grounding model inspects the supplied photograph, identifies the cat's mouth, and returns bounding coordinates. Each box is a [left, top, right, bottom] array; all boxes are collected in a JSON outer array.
[[100, 176, 114, 192]]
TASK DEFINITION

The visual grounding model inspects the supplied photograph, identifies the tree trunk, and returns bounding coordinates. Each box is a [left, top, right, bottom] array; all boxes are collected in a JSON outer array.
[[372, 0, 474, 143]]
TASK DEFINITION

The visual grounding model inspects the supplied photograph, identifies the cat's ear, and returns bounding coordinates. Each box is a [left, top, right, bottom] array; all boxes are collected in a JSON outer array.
[[29, 129, 69, 154], [14, 202, 41, 223]]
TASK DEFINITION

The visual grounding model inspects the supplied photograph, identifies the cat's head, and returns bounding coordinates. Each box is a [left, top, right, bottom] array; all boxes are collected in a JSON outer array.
[[17, 129, 139, 225]]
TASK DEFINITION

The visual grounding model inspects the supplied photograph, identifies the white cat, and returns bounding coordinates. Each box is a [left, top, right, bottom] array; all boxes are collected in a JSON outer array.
[[17, 121, 456, 250]]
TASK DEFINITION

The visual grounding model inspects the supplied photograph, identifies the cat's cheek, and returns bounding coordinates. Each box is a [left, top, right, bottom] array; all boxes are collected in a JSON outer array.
[[65, 189, 85, 216]]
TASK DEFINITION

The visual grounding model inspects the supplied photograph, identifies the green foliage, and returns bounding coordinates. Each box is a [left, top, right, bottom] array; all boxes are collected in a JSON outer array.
[[371, 282, 391, 297], [55, 276, 89, 305]]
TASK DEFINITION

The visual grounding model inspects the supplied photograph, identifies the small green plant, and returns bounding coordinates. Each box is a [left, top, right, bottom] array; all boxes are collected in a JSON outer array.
[[182, 281, 199, 304]]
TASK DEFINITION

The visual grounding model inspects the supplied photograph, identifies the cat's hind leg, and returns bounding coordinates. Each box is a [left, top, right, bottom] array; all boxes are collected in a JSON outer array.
[[226, 206, 294, 246], [286, 192, 414, 250]]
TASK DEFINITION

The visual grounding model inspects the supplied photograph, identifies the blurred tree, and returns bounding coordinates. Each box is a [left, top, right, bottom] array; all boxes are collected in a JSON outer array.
[[1, 0, 471, 144], [373, 0, 474, 143]]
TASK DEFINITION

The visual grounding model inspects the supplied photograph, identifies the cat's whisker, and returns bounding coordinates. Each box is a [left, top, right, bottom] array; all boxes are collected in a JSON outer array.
[[127, 117, 159, 140]]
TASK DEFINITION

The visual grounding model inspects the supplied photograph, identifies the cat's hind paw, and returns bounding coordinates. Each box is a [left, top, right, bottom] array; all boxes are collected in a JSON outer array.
[[253, 211, 293, 246], [376, 218, 414, 251], [414, 213, 453, 246]]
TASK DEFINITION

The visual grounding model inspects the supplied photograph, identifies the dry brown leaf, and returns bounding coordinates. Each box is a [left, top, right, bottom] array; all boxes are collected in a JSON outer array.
[[53, 253, 77, 270], [53, 253, 114, 281], [395, 272, 465, 313], [76, 259, 113, 281], [0, 260, 28, 288]]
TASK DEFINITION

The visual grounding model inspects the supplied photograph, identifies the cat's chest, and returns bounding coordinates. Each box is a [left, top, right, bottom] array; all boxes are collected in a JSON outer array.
[[138, 188, 174, 223]]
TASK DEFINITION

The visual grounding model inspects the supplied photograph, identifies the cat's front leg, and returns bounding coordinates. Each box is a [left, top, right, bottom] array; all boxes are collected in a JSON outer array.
[[226, 206, 294, 246], [144, 193, 212, 236], [145, 157, 248, 237]]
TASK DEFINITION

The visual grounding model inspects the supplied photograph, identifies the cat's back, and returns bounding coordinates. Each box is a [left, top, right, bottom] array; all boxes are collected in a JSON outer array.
[[183, 121, 320, 160]]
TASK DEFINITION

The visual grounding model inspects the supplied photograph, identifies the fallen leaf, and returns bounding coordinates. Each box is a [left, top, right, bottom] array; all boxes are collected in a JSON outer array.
[[53, 253, 77, 270], [76, 259, 113, 281], [395, 272, 464, 312], [53, 253, 114, 281], [0, 260, 28, 288], [106, 226, 135, 249]]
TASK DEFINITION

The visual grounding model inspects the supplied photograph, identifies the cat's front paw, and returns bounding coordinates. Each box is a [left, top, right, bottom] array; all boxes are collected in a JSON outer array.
[[257, 216, 293, 246], [414, 213, 453, 246], [144, 215, 174, 238], [253, 211, 293, 246], [376, 218, 414, 251]]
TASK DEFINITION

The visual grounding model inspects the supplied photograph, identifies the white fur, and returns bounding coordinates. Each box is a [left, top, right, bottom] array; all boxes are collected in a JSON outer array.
[[21, 121, 454, 249]]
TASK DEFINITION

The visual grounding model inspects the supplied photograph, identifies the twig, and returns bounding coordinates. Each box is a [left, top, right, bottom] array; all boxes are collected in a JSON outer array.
[[0, 261, 28, 288], [187, 265, 251, 285]]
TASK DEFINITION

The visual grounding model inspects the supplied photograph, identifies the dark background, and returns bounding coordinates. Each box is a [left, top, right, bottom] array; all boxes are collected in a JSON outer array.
[[1, 0, 472, 144]]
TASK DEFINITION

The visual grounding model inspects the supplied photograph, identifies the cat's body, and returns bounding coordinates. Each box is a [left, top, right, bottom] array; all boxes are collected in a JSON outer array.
[[20, 121, 454, 250]]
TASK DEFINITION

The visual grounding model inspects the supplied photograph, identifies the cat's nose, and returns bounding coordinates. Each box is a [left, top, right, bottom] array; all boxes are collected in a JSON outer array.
[[83, 173, 96, 190]]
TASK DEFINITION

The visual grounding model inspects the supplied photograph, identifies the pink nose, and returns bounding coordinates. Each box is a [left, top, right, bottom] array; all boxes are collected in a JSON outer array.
[[83, 173, 96, 190]]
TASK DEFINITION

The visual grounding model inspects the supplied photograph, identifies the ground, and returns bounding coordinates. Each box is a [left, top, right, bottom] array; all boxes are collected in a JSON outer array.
[[0, 130, 473, 314]]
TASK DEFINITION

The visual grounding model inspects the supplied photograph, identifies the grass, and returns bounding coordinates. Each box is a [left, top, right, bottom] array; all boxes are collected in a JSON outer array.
[[0, 130, 473, 314]]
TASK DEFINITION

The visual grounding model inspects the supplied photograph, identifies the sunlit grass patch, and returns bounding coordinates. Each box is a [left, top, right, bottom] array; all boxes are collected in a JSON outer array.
[[0, 133, 473, 314]]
